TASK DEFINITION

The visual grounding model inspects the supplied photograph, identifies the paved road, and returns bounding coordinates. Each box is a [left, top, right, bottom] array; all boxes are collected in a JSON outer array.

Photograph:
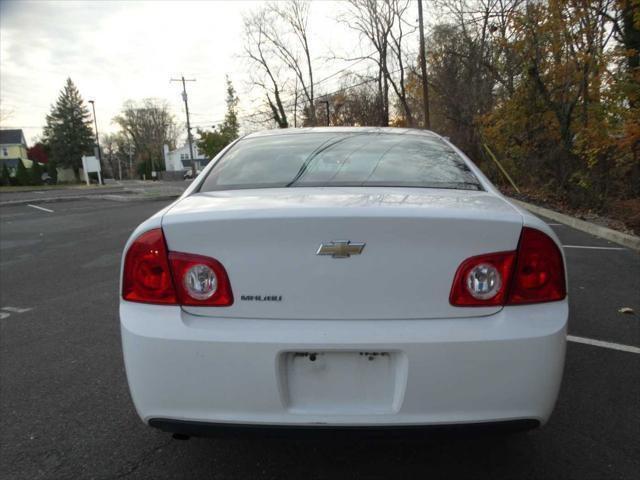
[[0, 180, 187, 205], [0, 198, 638, 479]]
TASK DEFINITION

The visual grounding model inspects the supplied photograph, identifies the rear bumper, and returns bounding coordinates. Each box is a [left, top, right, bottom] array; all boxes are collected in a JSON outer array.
[[149, 418, 540, 438], [120, 300, 567, 428]]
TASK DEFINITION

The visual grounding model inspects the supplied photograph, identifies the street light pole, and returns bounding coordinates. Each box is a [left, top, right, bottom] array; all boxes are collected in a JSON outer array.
[[88, 100, 104, 184]]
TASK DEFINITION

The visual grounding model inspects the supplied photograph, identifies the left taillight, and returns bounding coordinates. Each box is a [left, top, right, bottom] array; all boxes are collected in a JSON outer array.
[[123, 228, 177, 304], [122, 228, 233, 306]]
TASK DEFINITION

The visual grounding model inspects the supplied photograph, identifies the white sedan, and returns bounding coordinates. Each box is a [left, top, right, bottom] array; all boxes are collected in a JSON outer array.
[[120, 127, 567, 437]]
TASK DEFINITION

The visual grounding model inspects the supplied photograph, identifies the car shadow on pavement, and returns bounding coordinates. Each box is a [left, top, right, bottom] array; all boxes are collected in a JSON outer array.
[[155, 431, 543, 479]]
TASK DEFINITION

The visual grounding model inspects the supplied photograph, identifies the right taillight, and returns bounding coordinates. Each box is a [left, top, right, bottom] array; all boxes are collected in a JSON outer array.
[[506, 227, 566, 305], [450, 227, 566, 307]]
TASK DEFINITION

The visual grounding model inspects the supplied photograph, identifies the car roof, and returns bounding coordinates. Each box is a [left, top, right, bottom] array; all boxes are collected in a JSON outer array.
[[243, 126, 442, 139]]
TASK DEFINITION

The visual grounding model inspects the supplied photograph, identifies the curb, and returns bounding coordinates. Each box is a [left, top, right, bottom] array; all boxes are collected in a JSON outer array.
[[0, 193, 181, 207], [511, 198, 640, 252]]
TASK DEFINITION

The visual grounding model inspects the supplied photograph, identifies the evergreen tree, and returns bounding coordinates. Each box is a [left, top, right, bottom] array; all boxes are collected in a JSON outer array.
[[0, 163, 10, 186], [15, 160, 30, 186], [43, 78, 95, 181], [197, 76, 240, 159], [31, 162, 43, 185], [219, 76, 239, 141]]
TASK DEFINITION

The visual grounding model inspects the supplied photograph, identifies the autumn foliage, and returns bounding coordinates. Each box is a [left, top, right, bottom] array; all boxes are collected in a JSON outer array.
[[399, 0, 638, 219]]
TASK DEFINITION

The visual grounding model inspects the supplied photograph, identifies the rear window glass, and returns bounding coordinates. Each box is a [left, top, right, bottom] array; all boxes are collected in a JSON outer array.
[[199, 132, 482, 192]]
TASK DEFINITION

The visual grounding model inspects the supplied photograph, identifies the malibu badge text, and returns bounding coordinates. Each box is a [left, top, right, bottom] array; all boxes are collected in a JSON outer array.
[[240, 295, 283, 302]]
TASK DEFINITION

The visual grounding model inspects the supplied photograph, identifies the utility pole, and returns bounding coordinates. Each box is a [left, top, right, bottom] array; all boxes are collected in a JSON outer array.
[[319, 100, 330, 126], [294, 78, 298, 128], [417, 0, 431, 130], [88, 100, 104, 184], [171, 76, 196, 176], [128, 144, 133, 179]]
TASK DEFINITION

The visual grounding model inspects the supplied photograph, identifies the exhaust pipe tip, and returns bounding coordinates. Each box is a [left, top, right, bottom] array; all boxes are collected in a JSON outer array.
[[172, 433, 190, 440]]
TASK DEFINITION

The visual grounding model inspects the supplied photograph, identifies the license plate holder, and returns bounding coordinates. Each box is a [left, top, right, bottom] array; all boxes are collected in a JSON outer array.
[[279, 351, 407, 414]]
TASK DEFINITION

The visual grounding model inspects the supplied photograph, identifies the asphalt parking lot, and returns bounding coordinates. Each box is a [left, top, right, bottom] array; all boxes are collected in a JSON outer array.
[[1, 197, 638, 479]]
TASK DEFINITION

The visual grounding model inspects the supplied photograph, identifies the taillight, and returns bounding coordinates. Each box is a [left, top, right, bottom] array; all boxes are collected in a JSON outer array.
[[450, 227, 566, 307], [449, 252, 516, 306], [169, 252, 233, 306], [507, 227, 566, 305], [122, 229, 233, 306], [122, 229, 177, 304]]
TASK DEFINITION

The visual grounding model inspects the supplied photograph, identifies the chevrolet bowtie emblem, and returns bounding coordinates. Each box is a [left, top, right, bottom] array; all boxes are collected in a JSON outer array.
[[316, 240, 365, 258]]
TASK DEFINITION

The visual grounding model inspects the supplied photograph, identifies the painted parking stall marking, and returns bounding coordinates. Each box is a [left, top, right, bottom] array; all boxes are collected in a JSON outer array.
[[563, 245, 626, 251], [0, 306, 33, 320], [27, 204, 54, 213], [567, 335, 640, 354]]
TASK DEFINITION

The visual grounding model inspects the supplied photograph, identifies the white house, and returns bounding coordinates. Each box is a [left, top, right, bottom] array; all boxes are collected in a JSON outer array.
[[163, 144, 208, 172]]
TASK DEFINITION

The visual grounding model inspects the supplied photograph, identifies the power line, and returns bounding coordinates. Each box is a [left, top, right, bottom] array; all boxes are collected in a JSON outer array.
[[241, 63, 411, 122], [180, 51, 419, 129], [312, 53, 376, 87]]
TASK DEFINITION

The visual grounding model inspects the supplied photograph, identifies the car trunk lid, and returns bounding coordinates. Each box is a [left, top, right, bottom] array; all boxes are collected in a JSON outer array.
[[161, 187, 523, 319]]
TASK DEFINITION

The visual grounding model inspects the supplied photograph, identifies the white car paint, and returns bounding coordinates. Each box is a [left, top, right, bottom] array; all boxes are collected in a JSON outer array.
[[120, 128, 568, 431], [162, 188, 523, 320]]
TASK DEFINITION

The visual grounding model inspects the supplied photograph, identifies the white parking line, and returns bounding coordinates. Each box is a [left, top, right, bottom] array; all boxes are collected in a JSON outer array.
[[567, 335, 640, 354], [2, 307, 32, 313], [27, 204, 54, 213], [563, 245, 625, 251], [0, 306, 33, 320], [547, 223, 563, 226]]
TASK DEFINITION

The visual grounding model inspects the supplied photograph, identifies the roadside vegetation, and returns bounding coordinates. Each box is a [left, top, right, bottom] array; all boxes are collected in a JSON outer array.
[[237, 0, 639, 232], [3, 1, 637, 232]]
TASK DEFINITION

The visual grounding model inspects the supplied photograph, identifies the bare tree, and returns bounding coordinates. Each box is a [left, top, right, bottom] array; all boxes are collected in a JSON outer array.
[[101, 132, 137, 179], [244, 9, 289, 128], [269, 0, 316, 124], [339, 0, 394, 125], [100, 133, 119, 178], [243, 1, 316, 128], [386, 0, 417, 126], [113, 99, 179, 175], [339, 0, 416, 125], [314, 78, 383, 126]]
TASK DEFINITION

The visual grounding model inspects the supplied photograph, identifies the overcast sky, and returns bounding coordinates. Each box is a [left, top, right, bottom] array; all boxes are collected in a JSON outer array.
[[0, 0, 424, 146]]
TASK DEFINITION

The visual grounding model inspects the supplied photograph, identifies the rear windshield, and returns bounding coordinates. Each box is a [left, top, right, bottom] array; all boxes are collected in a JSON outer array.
[[199, 132, 482, 192]]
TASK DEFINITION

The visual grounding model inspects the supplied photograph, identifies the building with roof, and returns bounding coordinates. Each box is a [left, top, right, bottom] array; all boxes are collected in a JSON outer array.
[[0, 129, 33, 172], [163, 143, 208, 172]]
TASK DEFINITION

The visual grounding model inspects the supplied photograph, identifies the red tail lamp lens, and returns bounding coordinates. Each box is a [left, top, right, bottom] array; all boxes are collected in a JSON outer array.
[[449, 251, 516, 306], [122, 228, 177, 304], [169, 252, 233, 306], [507, 227, 566, 304], [450, 227, 566, 307]]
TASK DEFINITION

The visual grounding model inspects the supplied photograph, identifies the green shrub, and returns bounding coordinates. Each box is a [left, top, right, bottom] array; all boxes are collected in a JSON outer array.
[[31, 162, 43, 185], [47, 161, 58, 182], [0, 163, 10, 186], [15, 160, 30, 186]]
